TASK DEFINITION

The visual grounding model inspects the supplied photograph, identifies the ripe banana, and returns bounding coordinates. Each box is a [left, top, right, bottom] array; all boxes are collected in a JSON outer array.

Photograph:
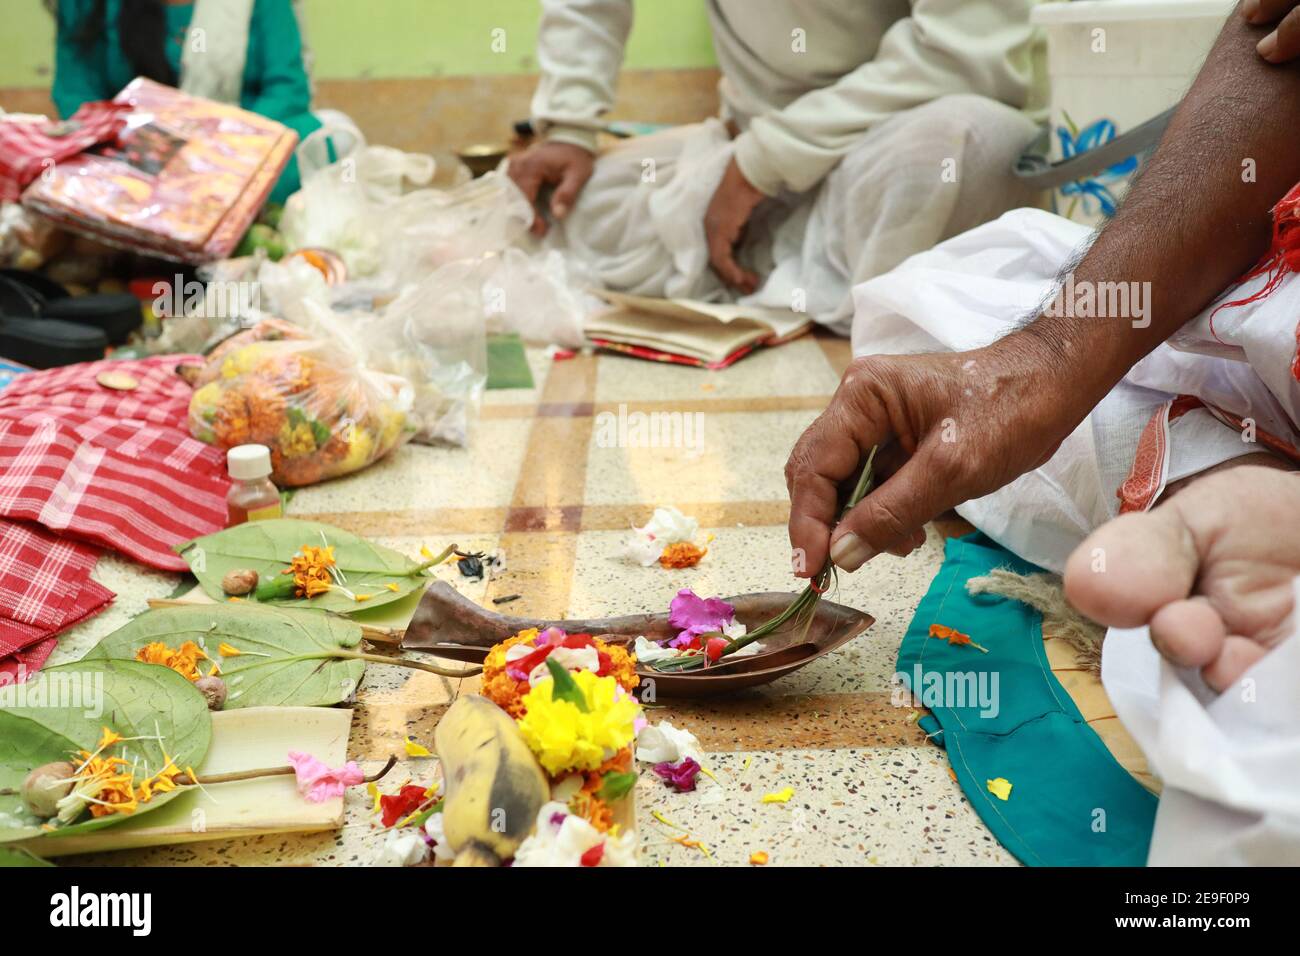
[[435, 695, 549, 866]]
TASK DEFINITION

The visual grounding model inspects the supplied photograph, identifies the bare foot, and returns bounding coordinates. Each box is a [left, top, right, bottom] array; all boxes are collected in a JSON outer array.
[[1064, 461, 1300, 692]]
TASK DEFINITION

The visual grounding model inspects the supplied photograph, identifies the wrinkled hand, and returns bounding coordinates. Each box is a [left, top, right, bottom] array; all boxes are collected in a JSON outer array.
[[785, 339, 1080, 575], [1244, 0, 1300, 62], [704, 158, 765, 293], [507, 141, 595, 237]]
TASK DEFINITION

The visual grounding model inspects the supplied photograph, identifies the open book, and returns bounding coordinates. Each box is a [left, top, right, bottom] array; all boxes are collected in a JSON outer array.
[[585, 290, 812, 368]]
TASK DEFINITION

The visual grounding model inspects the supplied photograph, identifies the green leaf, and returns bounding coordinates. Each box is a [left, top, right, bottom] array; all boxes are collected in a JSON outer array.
[[176, 518, 426, 614], [544, 657, 588, 712], [82, 604, 366, 710], [597, 770, 637, 803], [411, 799, 444, 829], [0, 660, 212, 843], [0, 846, 52, 866]]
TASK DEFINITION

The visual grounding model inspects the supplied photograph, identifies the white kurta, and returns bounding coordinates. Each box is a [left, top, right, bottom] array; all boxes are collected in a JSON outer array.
[[526, 0, 1047, 331]]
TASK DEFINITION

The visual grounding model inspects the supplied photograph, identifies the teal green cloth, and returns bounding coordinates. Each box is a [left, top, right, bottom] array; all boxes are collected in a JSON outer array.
[[52, 0, 318, 203], [898, 532, 1156, 866]]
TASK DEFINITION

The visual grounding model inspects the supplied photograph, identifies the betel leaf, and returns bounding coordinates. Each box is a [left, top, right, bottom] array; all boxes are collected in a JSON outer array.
[[597, 771, 637, 803], [82, 604, 367, 710], [0, 660, 211, 844], [544, 657, 588, 712], [0, 846, 51, 866], [177, 518, 427, 614]]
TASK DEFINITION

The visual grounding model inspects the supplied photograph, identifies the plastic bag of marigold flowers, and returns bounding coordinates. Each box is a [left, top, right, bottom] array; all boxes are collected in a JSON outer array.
[[187, 336, 416, 487]]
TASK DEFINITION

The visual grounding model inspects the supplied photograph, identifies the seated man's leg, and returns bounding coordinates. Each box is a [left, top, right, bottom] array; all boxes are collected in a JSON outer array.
[[542, 121, 732, 300], [795, 94, 1043, 329], [1065, 456, 1300, 691]]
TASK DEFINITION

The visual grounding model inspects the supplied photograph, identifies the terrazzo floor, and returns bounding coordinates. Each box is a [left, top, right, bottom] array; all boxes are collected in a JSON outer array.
[[50, 332, 1050, 866]]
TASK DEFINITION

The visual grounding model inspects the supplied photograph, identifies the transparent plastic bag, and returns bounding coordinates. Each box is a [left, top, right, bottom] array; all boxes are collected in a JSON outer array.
[[188, 337, 415, 486], [252, 257, 487, 448], [382, 171, 534, 287]]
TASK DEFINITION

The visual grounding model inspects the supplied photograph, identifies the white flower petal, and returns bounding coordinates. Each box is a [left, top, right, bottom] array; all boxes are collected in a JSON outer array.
[[635, 720, 702, 764], [373, 829, 430, 867], [632, 635, 678, 663]]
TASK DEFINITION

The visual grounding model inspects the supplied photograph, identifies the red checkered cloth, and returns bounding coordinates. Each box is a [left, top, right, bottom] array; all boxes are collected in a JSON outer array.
[[0, 355, 230, 571], [0, 517, 114, 683], [0, 100, 129, 202]]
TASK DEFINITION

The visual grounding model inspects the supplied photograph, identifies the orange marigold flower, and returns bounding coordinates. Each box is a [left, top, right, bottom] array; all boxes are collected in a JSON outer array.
[[928, 623, 989, 653], [481, 629, 640, 718], [134, 641, 208, 682], [288, 544, 337, 598], [659, 541, 707, 569]]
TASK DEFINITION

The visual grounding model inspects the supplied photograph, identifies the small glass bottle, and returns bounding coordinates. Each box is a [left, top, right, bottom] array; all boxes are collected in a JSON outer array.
[[226, 444, 283, 526]]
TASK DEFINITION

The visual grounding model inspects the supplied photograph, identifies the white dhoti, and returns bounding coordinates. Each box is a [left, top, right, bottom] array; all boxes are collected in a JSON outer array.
[[850, 206, 1300, 866], [850, 206, 1300, 574], [543, 95, 1042, 334]]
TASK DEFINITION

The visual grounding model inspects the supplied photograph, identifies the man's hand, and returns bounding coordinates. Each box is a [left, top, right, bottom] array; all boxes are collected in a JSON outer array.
[[507, 141, 595, 237], [786, 338, 1082, 574], [704, 158, 765, 293], [1244, 0, 1300, 62]]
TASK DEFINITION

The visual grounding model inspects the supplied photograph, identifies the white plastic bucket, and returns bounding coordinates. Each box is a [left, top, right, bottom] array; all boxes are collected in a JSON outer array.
[[1032, 0, 1234, 226]]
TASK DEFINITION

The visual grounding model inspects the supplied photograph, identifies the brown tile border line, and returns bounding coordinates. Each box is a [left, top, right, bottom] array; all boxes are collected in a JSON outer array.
[[293, 500, 793, 538], [481, 395, 831, 420], [351, 690, 930, 757], [299, 504, 971, 539]]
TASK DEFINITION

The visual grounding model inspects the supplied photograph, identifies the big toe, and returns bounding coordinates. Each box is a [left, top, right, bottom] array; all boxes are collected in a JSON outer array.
[[1064, 509, 1199, 628]]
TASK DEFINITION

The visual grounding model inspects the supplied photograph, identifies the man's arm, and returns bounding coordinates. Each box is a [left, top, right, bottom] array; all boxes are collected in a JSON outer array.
[[1020, 6, 1300, 410], [786, 5, 1300, 574], [509, 0, 632, 235], [529, 0, 634, 154], [734, 0, 1039, 197]]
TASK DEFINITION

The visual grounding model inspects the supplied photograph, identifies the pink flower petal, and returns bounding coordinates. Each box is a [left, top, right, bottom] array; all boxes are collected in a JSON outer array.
[[287, 750, 365, 804]]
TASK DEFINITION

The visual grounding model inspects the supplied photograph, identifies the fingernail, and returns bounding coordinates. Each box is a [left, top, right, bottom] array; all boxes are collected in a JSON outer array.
[[1244, 0, 1261, 22], [552, 201, 570, 219], [1258, 31, 1279, 61], [829, 533, 874, 572]]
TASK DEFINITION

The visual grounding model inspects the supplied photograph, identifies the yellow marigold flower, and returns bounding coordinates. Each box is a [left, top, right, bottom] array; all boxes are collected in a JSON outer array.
[[516, 670, 640, 775]]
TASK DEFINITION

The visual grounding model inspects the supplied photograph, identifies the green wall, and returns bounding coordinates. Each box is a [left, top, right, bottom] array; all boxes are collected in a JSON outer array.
[[0, 0, 717, 88]]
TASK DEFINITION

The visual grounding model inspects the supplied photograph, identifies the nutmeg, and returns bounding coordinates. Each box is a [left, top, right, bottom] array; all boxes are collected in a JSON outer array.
[[221, 568, 259, 596], [22, 760, 77, 819], [195, 676, 228, 710]]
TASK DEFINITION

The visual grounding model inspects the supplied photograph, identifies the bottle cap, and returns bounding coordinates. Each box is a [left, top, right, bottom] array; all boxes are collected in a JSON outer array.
[[227, 444, 273, 481]]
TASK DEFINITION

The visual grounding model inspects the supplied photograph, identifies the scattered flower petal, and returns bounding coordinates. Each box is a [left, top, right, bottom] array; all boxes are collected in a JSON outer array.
[[660, 541, 707, 569], [404, 736, 432, 757], [651, 757, 701, 792], [286, 751, 365, 804], [750, 851, 769, 865], [635, 720, 702, 765], [987, 777, 1013, 801], [423, 810, 457, 863], [929, 623, 989, 653], [761, 786, 795, 804], [372, 828, 429, 867]]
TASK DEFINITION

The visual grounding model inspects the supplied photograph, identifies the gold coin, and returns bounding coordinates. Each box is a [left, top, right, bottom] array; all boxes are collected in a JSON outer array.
[[96, 371, 139, 391]]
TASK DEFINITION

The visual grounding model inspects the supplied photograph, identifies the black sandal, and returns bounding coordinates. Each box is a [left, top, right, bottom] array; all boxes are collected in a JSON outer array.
[[0, 315, 108, 370], [0, 270, 142, 345]]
